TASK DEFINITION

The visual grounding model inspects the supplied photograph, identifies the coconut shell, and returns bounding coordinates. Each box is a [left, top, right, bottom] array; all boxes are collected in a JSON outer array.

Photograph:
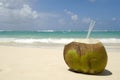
[[63, 41, 108, 74]]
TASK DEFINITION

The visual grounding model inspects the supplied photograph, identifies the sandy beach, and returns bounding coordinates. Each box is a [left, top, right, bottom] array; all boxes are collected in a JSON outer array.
[[0, 44, 120, 80]]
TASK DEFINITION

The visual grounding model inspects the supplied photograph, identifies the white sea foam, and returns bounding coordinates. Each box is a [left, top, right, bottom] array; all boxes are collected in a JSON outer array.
[[0, 38, 75, 44], [99, 38, 120, 43], [0, 38, 120, 45], [36, 30, 55, 32], [14, 38, 75, 44]]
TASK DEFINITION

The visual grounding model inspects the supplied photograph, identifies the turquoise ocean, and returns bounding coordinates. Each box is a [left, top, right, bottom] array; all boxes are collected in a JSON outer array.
[[0, 30, 120, 47]]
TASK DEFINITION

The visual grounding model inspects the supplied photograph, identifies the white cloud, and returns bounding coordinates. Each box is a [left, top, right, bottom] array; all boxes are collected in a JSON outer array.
[[20, 4, 32, 16], [112, 17, 117, 21], [63, 9, 94, 28], [0, 0, 59, 19], [82, 17, 91, 24], [0, 2, 3, 6], [71, 15, 78, 21], [0, 0, 28, 8], [0, 0, 60, 30], [64, 9, 78, 21], [0, 3, 39, 19], [0, 2, 9, 8], [64, 9, 73, 15], [19, 4, 38, 19]]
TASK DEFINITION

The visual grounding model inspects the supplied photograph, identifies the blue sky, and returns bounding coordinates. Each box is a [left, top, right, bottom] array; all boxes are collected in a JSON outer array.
[[0, 0, 120, 31]]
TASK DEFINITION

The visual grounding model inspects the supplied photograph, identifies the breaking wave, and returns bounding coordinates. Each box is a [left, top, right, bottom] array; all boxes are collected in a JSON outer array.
[[0, 38, 120, 45]]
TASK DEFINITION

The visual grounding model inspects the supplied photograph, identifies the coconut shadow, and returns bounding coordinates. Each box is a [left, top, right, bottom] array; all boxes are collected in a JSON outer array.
[[96, 69, 112, 76], [68, 69, 112, 76]]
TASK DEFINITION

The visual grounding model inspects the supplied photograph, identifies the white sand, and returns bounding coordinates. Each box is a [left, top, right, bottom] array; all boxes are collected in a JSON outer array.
[[0, 44, 120, 80]]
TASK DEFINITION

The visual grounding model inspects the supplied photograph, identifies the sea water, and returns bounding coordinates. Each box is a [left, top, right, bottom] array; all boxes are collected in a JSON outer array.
[[0, 30, 120, 47]]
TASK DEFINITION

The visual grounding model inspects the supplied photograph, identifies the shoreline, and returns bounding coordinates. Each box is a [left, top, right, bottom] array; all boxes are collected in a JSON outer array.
[[0, 43, 120, 80], [0, 42, 119, 50]]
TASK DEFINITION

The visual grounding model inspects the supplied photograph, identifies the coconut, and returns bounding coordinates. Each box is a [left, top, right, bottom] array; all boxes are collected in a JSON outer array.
[[63, 39, 108, 74]]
